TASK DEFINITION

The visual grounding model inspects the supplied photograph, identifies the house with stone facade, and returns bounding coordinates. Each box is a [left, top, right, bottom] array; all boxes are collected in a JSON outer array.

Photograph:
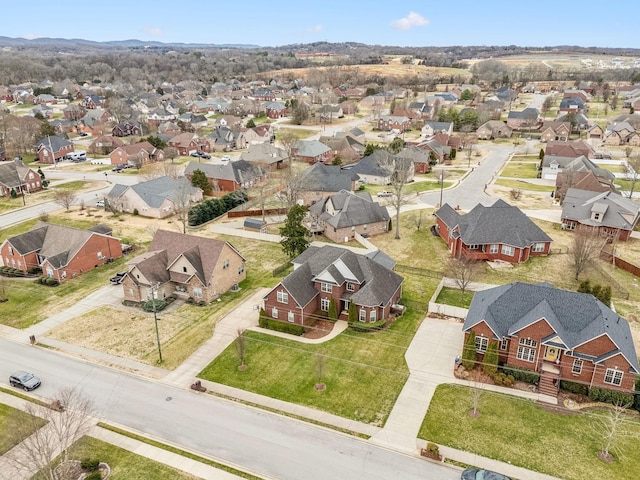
[[121, 230, 245, 304], [263, 245, 403, 327]]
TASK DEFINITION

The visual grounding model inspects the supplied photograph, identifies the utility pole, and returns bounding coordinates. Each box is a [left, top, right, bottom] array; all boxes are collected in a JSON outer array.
[[149, 283, 163, 363]]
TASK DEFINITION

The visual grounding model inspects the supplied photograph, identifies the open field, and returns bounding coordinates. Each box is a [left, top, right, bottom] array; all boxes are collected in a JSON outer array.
[[420, 384, 640, 480]]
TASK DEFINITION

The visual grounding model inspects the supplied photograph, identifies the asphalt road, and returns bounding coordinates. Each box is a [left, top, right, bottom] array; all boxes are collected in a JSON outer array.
[[0, 338, 459, 480]]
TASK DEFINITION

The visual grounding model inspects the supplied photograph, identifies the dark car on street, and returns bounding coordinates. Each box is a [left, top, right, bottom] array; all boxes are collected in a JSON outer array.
[[9, 371, 42, 391], [462, 468, 511, 480]]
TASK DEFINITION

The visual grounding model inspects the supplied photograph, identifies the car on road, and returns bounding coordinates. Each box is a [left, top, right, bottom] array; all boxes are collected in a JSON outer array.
[[9, 371, 42, 391], [461, 468, 511, 480], [96, 200, 105, 208], [221, 155, 231, 161], [110, 271, 128, 285], [377, 191, 393, 197], [190, 151, 211, 159], [112, 164, 124, 172]]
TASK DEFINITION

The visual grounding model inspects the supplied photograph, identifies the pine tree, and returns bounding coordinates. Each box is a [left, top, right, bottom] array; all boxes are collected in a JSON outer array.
[[328, 298, 337, 320], [190, 169, 212, 195], [462, 330, 477, 370], [348, 302, 357, 323], [280, 204, 309, 259], [483, 341, 499, 376]]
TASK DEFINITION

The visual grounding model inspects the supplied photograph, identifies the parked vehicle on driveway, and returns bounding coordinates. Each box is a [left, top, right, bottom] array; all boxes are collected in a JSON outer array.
[[110, 271, 127, 285], [96, 200, 105, 208], [9, 371, 41, 391]]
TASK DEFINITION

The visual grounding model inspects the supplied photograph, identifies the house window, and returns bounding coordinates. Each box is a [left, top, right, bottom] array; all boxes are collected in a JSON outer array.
[[288, 311, 294, 323], [223, 260, 229, 269], [193, 287, 202, 298], [516, 338, 537, 362], [564, 221, 576, 230], [369, 310, 376, 323], [97, 251, 103, 260], [359, 309, 366, 322], [343, 300, 350, 311], [277, 291, 288, 303], [238, 265, 244, 274], [500, 338, 508, 351], [572, 358, 583, 375], [489, 244, 499, 254], [321, 282, 332, 293], [593, 213, 600, 220], [272, 307, 278, 319], [533, 243, 546, 253], [8, 245, 13, 255], [321, 298, 330, 311], [475, 336, 488, 353], [346, 282, 355, 292], [604, 368, 623, 386], [467, 244, 478, 250], [501, 245, 514, 256]]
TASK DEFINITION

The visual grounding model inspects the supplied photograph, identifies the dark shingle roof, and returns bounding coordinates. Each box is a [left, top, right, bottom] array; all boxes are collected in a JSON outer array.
[[308, 190, 390, 229], [436, 199, 552, 247], [561, 189, 640, 230], [465, 282, 639, 373], [299, 163, 356, 192]]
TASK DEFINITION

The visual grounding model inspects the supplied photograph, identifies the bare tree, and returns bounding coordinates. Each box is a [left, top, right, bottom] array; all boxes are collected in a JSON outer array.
[[625, 154, 640, 198], [378, 153, 414, 240], [509, 188, 523, 200], [53, 190, 77, 211], [5, 388, 95, 480], [314, 353, 326, 390], [570, 225, 604, 280], [412, 210, 424, 231], [173, 185, 193, 234], [590, 401, 636, 462], [279, 164, 305, 208], [277, 130, 298, 164], [447, 257, 481, 301], [469, 382, 483, 417], [235, 328, 247, 369], [164, 146, 179, 163], [0, 276, 8, 302]]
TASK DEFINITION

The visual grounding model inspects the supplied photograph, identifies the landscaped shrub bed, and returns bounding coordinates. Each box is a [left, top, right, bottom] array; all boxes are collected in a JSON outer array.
[[188, 190, 248, 226], [560, 380, 589, 396], [142, 299, 166, 312], [348, 318, 387, 332], [258, 310, 305, 335], [34, 275, 59, 286], [588, 386, 634, 406], [502, 364, 540, 384]]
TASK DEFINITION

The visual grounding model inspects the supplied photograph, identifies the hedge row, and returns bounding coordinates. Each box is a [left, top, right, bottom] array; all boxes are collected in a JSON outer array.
[[502, 364, 540, 384], [348, 318, 387, 332], [588, 386, 634, 406], [0, 266, 27, 277], [142, 299, 166, 312], [34, 276, 59, 286], [559, 380, 589, 396], [258, 312, 305, 336], [188, 191, 248, 226]]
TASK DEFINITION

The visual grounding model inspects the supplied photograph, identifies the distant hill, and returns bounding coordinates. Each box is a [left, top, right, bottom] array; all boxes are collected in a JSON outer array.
[[0, 36, 260, 49]]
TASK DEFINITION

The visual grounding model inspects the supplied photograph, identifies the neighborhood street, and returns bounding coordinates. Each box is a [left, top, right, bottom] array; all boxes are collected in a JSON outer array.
[[0, 338, 460, 480]]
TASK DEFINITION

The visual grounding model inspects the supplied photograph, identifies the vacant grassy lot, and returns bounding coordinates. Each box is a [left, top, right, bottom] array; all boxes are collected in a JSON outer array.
[[435, 287, 474, 308], [499, 161, 539, 179], [58, 436, 198, 480], [199, 310, 422, 425], [420, 384, 640, 480], [276, 127, 316, 140], [494, 178, 555, 192], [0, 403, 47, 455]]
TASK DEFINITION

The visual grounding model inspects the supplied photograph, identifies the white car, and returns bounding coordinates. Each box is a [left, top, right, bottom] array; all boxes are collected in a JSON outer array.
[[377, 191, 393, 197], [96, 200, 105, 207], [221, 155, 231, 161]]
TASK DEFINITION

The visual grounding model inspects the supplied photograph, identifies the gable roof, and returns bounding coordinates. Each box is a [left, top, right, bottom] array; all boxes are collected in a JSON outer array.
[[184, 160, 264, 184], [107, 176, 199, 209], [435, 199, 552, 248], [347, 149, 393, 177], [308, 190, 390, 229], [295, 139, 331, 158], [299, 163, 356, 192], [0, 159, 33, 188], [35, 136, 72, 153], [240, 143, 288, 164], [464, 282, 639, 373], [561, 189, 640, 230], [279, 245, 403, 308]]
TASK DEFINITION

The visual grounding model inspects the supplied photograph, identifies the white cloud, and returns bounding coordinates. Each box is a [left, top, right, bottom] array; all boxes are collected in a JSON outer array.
[[143, 26, 164, 37], [305, 24, 324, 34], [391, 12, 429, 31]]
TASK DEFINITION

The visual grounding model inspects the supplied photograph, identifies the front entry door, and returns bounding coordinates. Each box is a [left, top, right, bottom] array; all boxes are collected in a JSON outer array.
[[544, 346, 560, 362]]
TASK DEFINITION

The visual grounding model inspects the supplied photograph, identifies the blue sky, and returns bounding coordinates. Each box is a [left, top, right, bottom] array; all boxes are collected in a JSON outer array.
[[4, 0, 638, 49]]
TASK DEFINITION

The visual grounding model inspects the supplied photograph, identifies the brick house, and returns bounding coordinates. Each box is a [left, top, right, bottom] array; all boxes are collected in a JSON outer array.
[[293, 140, 332, 164], [396, 146, 431, 174], [109, 142, 165, 167], [305, 190, 390, 242], [0, 222, 123, 282], [264, 101, 287, 119], [540, 121, 571, 142], [34, 136, 74, 164], [112, 121, 143, 137], [555, 170, 617, 203], [184, 160, 265, 193], [464, 282, 640, 396], [561, 189, 640, 241], [434, 200, 552, 263], [297, 162, 359, 205], [347, 150, 414, 185], [545, 140, 595, 159], [476, 121, 512, 140], [0, 158, 43, 197], [263, 245, 403, 327], [89, 135, 126, 156], [121, 230, 245, 304], [506, 108, 541, 131], [378, 115, 411, 132], [168, 132, 210, 156]]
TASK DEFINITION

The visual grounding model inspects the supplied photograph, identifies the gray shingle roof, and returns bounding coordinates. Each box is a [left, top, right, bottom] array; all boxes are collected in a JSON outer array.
[[295, 140, 331, 158], [107, 176, 199, 209], [280, 245, 403, 308], [308, 190, 389, 229], [35, 136, 72, 153], [347, 150, 392, 177], [561, 189, 640, 230], [465, 282, 639, 373], [436, 199, 552, 247], [299, 163, 356, 192], [184, 160, 264, 184], [0, 159, 32, 189]]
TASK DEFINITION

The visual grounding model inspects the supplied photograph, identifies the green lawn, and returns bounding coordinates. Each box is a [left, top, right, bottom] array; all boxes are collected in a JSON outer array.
[[199, 309, 423, 426], [494, 179, 555, 192], [420, 384, 640, 480], [0, 403, 47, 455], [597, 164, 627, 174], [435, 287, 474, 308], [500, 162, 539, 179], [276, 127, 315, 139], [56, 436, 198, 480]]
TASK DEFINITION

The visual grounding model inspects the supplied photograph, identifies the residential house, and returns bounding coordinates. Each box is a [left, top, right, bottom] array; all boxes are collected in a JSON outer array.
[[178, 113, 208, 129], [82, 95, 105, 109], [396, 145, 431, 174], [121, 230, 245, 304], [263, 245, 403, 327], [561, 189, 640, 241], [184, 160, 265, 193], [540, 121, 571, 142], [347, 150, 393, 185], [318, 134, 364, 164], [476, 121, 512, 140], [559, 97, 586, 114], [558, 113, 590, 132], [293, 140, 332, 164], [463, 282, 639, 395], [555, 170, 618, 203], [168, 132, 210, 156], [545, 140, 595, 159], [0, 146, 6, 162], [0, 158, 43, 197], [297, 163, 358, 205], [109, 142, 165, 167], [89, 135, 125, 156], [315, 104, 343, 121], [422, 121, 453, 138], [264, 101, 287, 119], [415, 138, 449, 165], [242, 124, 275, 145], [34, 136, 74, 164], [587, 124, 605, 141], [112, 121, 143, 137], [378, 115, 411, 133], [105, 176, 202, 219], [541, 155, 614, 182], [434, 199, 553, 263], [240, 143, 288, 171], [305, 190, 390, 242], [207, 127, 239, 152], [147, 107, 177, 127], [506, 108, 541, 130], [604, 122, 638, 146], [63, 104, 85, 121], [0, 222, 122, 282], [494, 85, 517, 103]]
